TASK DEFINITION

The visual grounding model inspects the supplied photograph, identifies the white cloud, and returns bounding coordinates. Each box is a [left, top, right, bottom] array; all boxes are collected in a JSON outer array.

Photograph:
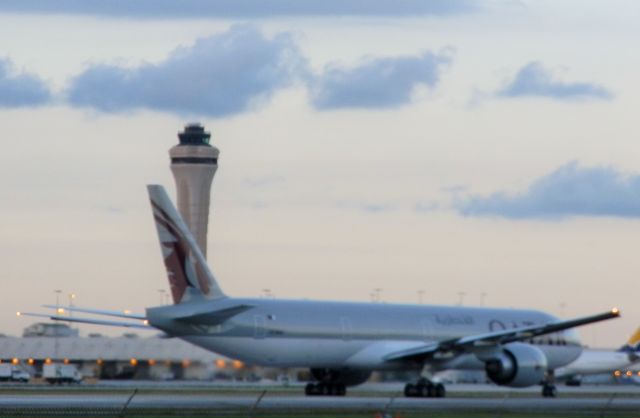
[[497, 62, 613, 101], [457, 162, 640, 219]]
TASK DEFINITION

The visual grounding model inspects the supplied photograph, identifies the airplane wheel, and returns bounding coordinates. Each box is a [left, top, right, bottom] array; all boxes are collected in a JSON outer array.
[[542, 384, 557, 398], [305, 383, 315, 396], [418, 383, 433, 397], [404, 383, 416, 397], [319, 383, 330, 396], [434, 383, 446, 398]]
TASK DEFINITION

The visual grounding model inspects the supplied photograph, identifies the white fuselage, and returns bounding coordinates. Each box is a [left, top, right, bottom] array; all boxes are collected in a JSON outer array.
[[147, 297, 583, 372], [556, 349, 634, 379]]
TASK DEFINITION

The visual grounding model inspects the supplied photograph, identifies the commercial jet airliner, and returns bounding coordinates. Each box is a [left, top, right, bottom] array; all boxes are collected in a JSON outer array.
[[555, 327, 640, 385], [21, 185, 620, 398]]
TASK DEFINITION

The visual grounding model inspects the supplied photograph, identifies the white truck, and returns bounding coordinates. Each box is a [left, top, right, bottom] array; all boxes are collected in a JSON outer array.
[[0, 364, 30, 382], [43, 363, 82, 384]]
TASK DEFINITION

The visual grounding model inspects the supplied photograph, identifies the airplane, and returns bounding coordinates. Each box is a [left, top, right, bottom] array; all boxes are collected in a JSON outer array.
[[555, 327, 640, 386], [19, 184, 621, 398]]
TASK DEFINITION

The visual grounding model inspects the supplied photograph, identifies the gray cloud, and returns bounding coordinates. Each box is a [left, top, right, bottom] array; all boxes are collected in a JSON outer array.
[[457, 162, 640, 219], [0, 58, 52, 108], [310, 50, 451, 110], [66, 25, 306, 117], [497, 62, 613, 101], [0, 0, 477, 18]]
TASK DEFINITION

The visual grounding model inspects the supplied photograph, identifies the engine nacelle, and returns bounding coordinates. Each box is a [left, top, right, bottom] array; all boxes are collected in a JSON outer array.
[[310, 368, 372, 387], [484, 343, 547, 388]]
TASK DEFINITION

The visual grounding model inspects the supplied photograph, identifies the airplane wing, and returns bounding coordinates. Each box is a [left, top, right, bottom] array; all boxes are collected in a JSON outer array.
[[384, 308, 620, 362], [17, 312, 152, 329]]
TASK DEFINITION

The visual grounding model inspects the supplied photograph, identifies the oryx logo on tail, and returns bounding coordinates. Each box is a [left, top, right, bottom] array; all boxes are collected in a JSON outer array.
[[148, 185, 225, 304]]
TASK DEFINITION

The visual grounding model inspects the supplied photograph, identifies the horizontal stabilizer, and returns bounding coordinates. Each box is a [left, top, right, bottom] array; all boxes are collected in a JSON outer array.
[[18, 312, 152, 330], [42, 305, 146, 320]]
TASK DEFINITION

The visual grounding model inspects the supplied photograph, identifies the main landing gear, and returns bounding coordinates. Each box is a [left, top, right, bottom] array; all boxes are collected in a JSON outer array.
[[404, 378, 446, 398], [305, 382, 346, 396]]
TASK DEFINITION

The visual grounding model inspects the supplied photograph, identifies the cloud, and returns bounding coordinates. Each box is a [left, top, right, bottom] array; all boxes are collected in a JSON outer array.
[[66, 25, 306, 117], [310, 50, 451, 110], [0, 0, 478, 18], [457, 162, 640, 219], [497, 62, 613, 101], [0, 58, 52, 108]]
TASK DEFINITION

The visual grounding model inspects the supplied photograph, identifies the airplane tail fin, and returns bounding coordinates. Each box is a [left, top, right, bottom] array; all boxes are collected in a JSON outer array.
[[147, 184, 225, 304], [618, 327, 640, 354]]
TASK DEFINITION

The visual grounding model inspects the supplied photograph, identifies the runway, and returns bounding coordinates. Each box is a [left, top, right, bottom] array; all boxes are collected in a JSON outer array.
[[0, 385, 639, 416]]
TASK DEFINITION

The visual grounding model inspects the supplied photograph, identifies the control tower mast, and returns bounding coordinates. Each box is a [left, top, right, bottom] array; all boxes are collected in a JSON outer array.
[[169, 123, 219, 258]]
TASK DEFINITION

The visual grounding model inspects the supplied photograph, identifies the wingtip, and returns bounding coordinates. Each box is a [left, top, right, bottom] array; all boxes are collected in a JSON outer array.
[[611, 307, 621, 316]]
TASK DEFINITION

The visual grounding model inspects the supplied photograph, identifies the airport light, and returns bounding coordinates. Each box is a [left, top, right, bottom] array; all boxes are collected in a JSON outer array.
[[215, 359, 226, 369], [148, 359, 156, 366], [614, 370, 622, 377], [45, 358, 52, 365], [11, 358, 18, 365], [27, 359, 34, 365], [16, 311, 21, 317], [232, 360, 244, 369], [63, 358, 69, 365], [182, 359, 191, 368], [130, 358, 138, 366], [96, 359, 103, 365], [626, 371, 633, 377]]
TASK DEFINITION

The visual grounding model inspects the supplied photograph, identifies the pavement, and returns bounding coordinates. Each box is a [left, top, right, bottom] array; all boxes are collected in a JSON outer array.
[[0, 383, 638, 414]]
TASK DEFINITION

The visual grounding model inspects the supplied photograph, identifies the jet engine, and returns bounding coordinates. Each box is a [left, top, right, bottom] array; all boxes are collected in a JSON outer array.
[[310, 368, 372, 386], [484, 343, 548, 387]]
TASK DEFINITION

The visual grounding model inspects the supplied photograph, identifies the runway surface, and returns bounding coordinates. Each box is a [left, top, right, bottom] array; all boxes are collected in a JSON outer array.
[[1, 387, 639, 414]]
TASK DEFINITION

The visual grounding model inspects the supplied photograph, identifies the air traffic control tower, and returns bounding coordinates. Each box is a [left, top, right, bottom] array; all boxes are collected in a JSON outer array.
[[169, 123, 219, 258]]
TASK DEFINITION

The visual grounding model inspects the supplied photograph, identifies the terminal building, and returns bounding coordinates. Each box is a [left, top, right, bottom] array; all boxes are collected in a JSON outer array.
[[0, 323, 253, 381]]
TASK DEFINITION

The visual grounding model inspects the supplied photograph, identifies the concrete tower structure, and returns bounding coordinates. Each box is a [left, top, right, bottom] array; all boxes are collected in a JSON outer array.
[[169, 123, 219, 258]]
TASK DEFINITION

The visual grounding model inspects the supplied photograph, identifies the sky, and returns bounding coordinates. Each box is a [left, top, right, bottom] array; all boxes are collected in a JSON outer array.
[[1, 0, 639, 348]]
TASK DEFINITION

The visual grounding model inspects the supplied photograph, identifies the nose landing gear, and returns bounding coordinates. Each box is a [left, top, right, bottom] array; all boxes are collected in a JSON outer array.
[[542, 383, 557, 398]]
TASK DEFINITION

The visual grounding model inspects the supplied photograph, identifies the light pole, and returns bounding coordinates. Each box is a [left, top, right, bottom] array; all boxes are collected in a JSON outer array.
[[54, 289, 62, 362], [68, 293, 76, 330], [457, 291, 466, 306], [54, 289, 62, 309]]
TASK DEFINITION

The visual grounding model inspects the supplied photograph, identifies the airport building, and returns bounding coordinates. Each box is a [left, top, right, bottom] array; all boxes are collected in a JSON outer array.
[[0, 323, 253, 381]]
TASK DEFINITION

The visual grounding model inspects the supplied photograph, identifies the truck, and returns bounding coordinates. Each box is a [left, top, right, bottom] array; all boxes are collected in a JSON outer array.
[[0, 364, 30, 382], [43, 363, 82, 384]]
